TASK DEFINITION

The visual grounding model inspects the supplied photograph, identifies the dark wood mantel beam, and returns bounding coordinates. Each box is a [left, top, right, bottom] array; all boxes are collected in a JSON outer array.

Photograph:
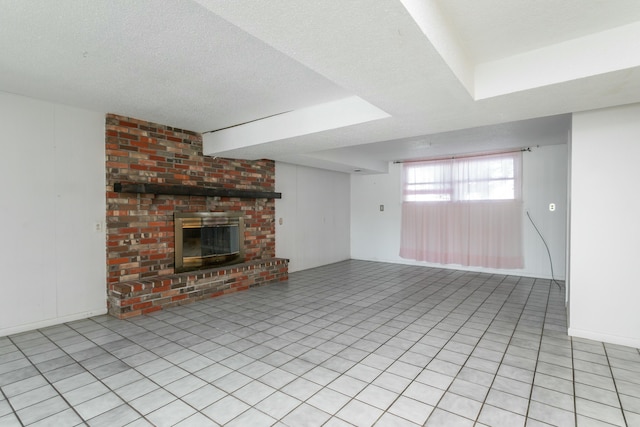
[[113, 182, 282, 199]]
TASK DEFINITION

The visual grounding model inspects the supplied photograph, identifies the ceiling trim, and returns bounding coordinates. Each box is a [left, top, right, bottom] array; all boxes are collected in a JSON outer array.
[[475, 21, 640, 99]]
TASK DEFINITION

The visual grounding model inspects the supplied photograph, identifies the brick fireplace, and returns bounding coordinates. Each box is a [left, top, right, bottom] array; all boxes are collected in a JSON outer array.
[[105, 114, 288, 318]]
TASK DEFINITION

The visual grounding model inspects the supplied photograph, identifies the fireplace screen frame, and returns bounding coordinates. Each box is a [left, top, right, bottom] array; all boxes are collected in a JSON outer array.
[[174, 211, 245, 273]]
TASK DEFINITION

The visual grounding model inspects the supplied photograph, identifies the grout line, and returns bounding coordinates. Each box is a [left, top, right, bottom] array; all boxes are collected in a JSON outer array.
[[522, 278, 555, 423], [0, 380, 24, 427], [6, 332, 86, 426], [472, 276, 541, 425], [602, 343, 629, 426]]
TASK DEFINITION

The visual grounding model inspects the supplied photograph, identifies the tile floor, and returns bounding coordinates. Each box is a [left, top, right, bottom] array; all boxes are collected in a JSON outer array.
[[1, 260, 639, 426]]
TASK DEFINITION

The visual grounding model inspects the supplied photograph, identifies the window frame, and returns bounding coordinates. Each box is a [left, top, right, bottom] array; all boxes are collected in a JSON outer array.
[[402, 152, 522, 203]]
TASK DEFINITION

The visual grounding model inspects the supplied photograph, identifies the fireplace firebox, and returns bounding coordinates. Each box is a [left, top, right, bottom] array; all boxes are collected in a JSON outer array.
[[174, 212, 245, 273]]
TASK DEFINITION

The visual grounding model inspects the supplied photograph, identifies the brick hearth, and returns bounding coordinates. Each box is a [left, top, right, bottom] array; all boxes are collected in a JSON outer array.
[[108, 259, 288, 319], [105, 114, 287, 318]]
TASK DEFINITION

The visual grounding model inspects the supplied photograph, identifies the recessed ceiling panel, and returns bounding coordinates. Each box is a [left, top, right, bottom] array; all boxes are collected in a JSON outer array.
[[436, 0, 640, 63]]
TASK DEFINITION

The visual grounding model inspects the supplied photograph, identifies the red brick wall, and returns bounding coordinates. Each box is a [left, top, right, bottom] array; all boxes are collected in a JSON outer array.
[[105, 114, 276, 284]]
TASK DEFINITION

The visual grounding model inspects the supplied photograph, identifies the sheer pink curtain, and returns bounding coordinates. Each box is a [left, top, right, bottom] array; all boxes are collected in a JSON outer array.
[[400, 152, 524, 269]]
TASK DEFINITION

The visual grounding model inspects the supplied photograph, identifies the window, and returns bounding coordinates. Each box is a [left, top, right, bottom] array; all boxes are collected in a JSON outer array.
[[400, 151, 524, 269], [403, 152, 521, 202]]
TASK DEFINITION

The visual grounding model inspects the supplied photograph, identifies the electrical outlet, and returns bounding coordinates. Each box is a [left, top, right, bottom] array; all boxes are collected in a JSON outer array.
[[380, 204, 384, 212], [549, 203, 556, 212]]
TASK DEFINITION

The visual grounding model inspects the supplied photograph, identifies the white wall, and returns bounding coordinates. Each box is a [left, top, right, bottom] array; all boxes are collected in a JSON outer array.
[[0, 91, 106, 337], [275, 162, 350, 272], [351, 144, 568, 280], [569, 103, 640, 348]]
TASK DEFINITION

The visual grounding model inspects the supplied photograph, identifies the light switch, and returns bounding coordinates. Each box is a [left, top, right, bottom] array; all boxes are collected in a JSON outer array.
[[380, 204, 384, 212]]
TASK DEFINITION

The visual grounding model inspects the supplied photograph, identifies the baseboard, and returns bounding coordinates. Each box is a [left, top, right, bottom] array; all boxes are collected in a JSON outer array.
[[568, 327, 640, 349], [350, 256, 566, 281], [0, 308, 108, 338]]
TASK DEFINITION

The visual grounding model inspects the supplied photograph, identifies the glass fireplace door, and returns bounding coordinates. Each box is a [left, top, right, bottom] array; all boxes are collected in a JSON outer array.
[[174, 212, 244, 273]]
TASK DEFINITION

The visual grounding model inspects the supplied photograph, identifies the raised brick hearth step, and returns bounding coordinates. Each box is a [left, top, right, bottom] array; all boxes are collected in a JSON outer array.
[[108, 258, 288, 319]]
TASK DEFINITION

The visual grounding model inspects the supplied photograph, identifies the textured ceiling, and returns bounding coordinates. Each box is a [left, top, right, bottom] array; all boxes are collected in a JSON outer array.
[[1, 0, 639, 173]]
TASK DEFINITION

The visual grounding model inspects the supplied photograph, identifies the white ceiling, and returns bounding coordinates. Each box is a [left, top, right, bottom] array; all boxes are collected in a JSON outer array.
[[2, 0, 640, 174]]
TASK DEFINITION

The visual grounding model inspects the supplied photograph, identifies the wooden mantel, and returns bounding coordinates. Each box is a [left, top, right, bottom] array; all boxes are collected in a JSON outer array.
[[114, 182, 282, 199]]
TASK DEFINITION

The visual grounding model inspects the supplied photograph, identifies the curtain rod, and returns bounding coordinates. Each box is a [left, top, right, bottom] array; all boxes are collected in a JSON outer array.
[[393, 146, 535, 164]]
